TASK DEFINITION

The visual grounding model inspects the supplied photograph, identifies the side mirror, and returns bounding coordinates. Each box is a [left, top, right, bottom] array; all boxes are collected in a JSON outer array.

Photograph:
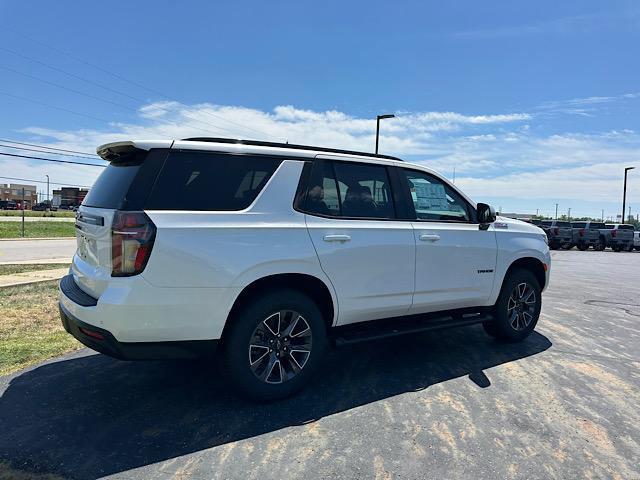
[[477, 203, 496, 227]]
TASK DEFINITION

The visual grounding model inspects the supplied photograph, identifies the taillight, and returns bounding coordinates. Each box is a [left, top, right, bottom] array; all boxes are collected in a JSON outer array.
[[111, 211, 156, 277], [554, 228, 559, 235], [579, 228, 585, 237], [611, 229, 617, 237]]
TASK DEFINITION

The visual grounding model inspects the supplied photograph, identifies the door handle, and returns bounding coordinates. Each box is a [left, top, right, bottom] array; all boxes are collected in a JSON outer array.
[[419, 234, 441, 242], [323, 234, 351, 242]]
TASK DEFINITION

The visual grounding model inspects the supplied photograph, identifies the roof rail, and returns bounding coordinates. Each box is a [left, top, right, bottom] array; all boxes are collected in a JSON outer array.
[[181, 137, 402, 161]]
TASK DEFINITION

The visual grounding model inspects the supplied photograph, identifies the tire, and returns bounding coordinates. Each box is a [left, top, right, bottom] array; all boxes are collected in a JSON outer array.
[[594, 239, 606, 251], [613, 245, 621, 252], [561, 243, 572, 250], [485, 269, 542, 342], [220, 288, 328, 401], [635, 246, 640, 251], [577, 243, 588, 251], [626, 243, 634, 252]]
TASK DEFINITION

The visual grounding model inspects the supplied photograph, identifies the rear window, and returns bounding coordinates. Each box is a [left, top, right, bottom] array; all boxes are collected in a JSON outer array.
[[555, 221, 571, 227], [541, 221, 552, 226], [82, 152, 145, 209], [603, 225, 615, 229], [618, 224, 634, 230], [571, 222, 586, 228], [145, 151, 282, 211], [589, 223, 605, 229]]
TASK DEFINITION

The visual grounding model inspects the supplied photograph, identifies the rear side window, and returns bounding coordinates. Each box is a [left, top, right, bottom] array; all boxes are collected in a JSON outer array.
[[82, 153, 145, 209], [145, 151, 282, 211], [303, 160, 395, 219]]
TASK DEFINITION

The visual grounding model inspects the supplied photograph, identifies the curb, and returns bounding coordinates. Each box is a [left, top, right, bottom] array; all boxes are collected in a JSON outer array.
[[0, 276, 64, 288]]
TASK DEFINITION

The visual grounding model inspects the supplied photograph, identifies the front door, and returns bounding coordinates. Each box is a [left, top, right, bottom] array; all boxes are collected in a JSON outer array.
[[398, 168, 498, 314]]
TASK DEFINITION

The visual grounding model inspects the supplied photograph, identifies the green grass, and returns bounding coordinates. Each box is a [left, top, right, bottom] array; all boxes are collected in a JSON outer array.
[[0, 280, 80, 376], [0, 210, 75, 217], [0, 221, 75, 238], [0, 264, 70, 276]]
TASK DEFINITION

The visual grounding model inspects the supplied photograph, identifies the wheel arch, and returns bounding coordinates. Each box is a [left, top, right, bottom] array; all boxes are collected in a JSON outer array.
[[222, 273, 336, 342], [504, 257, 547, 290]]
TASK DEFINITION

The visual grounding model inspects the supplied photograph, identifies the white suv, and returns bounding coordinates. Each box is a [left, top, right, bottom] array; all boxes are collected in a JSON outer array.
[[60, 138, 550, 400]]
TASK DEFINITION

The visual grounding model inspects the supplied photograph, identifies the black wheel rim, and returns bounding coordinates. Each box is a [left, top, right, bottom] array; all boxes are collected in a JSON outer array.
[[507, 282, 537, 331], [248, 310, 312, 384]]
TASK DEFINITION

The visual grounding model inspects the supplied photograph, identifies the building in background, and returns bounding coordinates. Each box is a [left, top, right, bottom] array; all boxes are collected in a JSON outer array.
[[0, 183, 37, 208], [51, 187, 89, 208]]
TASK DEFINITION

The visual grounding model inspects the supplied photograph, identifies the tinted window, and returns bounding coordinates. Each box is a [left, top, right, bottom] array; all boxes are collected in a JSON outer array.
[[82, 153, 145, 209], [303, 160, 395, 219], [145, 151, 282, 211], [589, 223, 605, 229], [603, 224, 615, 229], [571, 222, 587, 228], [619, 224, 634, 230], [555, 221, 571, 227], [401, 169, 470, 222], [541, 220, 552, 226]]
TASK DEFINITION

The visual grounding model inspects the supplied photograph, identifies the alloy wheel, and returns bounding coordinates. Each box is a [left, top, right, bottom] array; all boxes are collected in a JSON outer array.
[[248, 310, 312, 384], [507, 282, 537, 331]]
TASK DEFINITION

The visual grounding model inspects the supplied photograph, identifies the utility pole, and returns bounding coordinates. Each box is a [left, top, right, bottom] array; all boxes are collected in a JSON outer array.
[[535, 208, 539, 217], [568, 207, 571, 221], [601, 209, 604, 222], [46, 174, 50, 204], [629, 206, 632, 223], [375, 114, 395, 154], [622, 167, 634, 224], [555, 203, 559, 220]]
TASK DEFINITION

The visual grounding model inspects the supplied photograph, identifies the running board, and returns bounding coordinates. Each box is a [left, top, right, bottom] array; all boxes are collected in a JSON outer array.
[[331, 311, 493, 347]]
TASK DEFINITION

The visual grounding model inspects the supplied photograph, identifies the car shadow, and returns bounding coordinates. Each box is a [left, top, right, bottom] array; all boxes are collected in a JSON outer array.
[[0, 325, 551, 479]]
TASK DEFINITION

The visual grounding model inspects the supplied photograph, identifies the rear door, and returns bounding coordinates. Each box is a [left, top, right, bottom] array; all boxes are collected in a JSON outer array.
[[72, 148, 165, 297], [397, 167, 498, 313], [303, 159, 415, 325]]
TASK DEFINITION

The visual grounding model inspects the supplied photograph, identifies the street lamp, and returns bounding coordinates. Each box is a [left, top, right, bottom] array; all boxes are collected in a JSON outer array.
[[622, 167, 635, 224], [375, 114, 395, 154]]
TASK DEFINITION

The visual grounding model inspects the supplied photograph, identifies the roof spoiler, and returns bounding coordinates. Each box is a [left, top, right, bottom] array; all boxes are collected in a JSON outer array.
[[96, 141, 141, 162]]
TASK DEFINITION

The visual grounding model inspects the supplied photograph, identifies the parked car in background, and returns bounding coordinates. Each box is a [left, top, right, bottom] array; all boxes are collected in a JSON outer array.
[[541, 220, 572, 249], [571, 221, 605, 250], [634, 231, 640, 251], [59, 137, 551, 400], [603, 224, 635, 252], [0, 200, 18, 210], [32, 203, 48, 211]]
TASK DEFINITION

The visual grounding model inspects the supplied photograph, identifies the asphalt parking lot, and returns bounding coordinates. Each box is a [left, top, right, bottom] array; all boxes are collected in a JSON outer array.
[[1, 250, 639, 480]]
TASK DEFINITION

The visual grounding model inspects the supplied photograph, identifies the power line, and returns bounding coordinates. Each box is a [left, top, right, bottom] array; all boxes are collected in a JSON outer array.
[[0, 176, 92, 188], [0, 139, 98, 156], [0, 36, 277, 140], [0, 151, 106, 167], [0, 48, 260, 138], [0, 143, 99, 160]]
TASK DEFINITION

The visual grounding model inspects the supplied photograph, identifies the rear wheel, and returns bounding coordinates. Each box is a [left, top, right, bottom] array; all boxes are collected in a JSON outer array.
[[549, 243, 559, 250], [577, 243, 588, 251], [220, 289, 328, 401], [561, 243, 572, 250], [626, 243, 634, 252], [484, 269, 541, 342], [613, 245, 621, 252], [594, 239, 606, 251]]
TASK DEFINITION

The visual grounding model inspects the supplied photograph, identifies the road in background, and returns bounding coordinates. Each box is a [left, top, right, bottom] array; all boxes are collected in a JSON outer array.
[[0, 238, 75, 263]]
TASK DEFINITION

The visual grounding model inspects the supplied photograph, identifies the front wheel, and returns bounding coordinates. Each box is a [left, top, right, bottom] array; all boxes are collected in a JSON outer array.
[[485, 269, 542, 342], [220, 289, 328, 401]]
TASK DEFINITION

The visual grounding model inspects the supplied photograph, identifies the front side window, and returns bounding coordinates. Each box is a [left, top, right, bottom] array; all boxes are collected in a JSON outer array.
[[303, 160, 395, 219], [401, 169, 471, 222], [145, 151, 282, 211]]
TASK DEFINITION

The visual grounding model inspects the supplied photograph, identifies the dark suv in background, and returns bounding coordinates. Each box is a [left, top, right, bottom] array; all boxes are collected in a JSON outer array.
[[571, 221, 605, 250], [541, 220, 572, 250]]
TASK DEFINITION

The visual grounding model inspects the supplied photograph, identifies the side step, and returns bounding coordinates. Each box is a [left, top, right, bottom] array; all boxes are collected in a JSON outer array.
[[331, 311, 493, 347]]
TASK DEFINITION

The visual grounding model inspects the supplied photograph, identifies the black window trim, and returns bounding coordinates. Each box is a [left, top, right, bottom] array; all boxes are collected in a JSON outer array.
[[295, 159, 403, 222], [397, 166, 478, 224]]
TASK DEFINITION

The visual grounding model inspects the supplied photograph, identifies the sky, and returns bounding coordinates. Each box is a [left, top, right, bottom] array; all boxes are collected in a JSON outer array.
[[0, 0, 639, 219]]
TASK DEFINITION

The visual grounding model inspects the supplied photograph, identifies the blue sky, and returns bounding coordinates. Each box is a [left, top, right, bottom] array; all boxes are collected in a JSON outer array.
[[0, 0, 639, 219]]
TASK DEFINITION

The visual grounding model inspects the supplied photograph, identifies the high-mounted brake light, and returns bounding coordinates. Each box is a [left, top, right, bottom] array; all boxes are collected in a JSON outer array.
[[111, 211, 156, 276]]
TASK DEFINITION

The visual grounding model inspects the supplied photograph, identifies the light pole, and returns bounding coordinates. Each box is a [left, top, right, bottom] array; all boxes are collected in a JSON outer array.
[[568, 208, 571, 222], [601, 209, 604, 222], [375, 114, 395, 154], [622, 167, 634, 224], [46, 174, 49, 204], [555, 203, 559, 220]]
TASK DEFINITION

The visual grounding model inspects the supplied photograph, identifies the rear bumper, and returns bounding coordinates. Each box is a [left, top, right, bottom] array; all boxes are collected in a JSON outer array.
[[59, 301, 218, 360]]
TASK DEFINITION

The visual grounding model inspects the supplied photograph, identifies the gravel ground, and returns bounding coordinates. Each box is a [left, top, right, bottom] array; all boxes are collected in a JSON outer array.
[[0, 249, 638, 479]]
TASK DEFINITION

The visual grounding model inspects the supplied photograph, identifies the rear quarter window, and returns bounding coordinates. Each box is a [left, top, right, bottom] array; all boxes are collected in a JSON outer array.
[[145, 151, 282, 211]]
